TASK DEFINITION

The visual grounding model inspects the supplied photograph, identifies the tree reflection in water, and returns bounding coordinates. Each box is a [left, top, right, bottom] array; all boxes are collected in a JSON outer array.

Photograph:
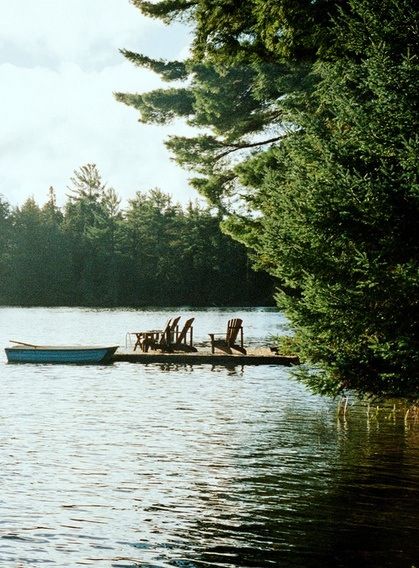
[[148, 403, 419, 568]]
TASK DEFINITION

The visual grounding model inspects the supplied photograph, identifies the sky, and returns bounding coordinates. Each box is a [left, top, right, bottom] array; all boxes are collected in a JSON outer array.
[[0, 0, 199, 209]]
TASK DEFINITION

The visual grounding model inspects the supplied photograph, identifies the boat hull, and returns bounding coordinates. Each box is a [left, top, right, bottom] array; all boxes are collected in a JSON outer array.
[[5, 346, 118, 364]]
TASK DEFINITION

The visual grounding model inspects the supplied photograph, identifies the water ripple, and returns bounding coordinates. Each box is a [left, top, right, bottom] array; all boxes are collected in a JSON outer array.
[[0, 308, 418, 567]]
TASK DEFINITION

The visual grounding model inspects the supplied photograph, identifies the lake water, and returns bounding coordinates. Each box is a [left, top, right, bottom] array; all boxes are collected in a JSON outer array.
[[0, 307, 418, 567]]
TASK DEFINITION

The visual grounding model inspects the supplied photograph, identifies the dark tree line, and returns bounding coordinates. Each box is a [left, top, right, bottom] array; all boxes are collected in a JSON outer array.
[[116, 0, 418, 396], [0, 165, 274, 307]]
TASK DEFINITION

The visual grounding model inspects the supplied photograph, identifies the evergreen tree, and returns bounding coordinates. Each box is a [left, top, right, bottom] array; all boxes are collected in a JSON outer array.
[[117, 0, 418, 396], [8, 198, 49, 305], [0, 196, 12, 303], [0, 166, 272, 309], [120, 189, 185, 305], [116, 1, 346, 208], [252, 0, 418, 396], [39, 188, 73, 304], [64, 164, 122, 305]]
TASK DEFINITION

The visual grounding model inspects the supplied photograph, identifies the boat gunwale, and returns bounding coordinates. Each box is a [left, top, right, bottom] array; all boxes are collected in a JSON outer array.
[[5, 345, 119, 351]]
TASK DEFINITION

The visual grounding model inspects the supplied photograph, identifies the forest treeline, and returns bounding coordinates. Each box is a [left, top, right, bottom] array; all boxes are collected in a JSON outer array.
[[0, 164, 274, 307], [117, 0, 418, 396]]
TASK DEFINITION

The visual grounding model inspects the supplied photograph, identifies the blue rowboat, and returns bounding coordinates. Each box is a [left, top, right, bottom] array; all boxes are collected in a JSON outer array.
[[5, 342, 118, 364]]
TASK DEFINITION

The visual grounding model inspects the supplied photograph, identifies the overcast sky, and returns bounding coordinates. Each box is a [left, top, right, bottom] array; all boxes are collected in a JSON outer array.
[[0, 0, 199, 209]]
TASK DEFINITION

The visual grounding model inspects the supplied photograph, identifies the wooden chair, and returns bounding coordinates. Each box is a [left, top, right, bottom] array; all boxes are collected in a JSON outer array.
[[158, 316, 181, 350], [134, 316, 180, 352], [163, 317, 197, 352], [209, 318, 246, 354]]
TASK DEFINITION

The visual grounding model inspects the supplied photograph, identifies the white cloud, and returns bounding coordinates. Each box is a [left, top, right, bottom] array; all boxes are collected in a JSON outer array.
[[0, 0, 199, 209], [0, 0, 152, 67]]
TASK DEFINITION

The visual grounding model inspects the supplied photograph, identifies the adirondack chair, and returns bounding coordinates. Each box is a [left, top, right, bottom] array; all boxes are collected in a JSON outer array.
[[162, 317, 197, 352], [134, 316, 180, 352], [209, 318, 246, 354]]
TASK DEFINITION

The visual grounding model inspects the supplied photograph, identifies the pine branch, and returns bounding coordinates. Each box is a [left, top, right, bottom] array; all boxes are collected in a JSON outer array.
[[215, 136, 283, 160], [119, 50, 188, 81]]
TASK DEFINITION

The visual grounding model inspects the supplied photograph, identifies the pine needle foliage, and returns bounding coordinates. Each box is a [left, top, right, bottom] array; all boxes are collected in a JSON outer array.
[[117, 0, 419, 397]]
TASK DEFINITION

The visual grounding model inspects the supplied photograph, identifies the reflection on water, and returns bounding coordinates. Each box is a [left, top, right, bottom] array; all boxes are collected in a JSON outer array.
[[0, 308, 418, 567]]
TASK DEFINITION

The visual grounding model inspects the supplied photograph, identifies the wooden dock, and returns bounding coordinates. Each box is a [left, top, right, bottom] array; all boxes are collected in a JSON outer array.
[[112, 347, 299, 366]]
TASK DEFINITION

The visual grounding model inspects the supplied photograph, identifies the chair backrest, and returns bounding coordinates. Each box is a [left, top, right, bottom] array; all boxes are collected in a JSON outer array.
[[160, 316, 181, 344], [175, 317, 194, 345], [161, 318, 172, 332], [169, 316, 181, 331], [226, 318, 243, 345]]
